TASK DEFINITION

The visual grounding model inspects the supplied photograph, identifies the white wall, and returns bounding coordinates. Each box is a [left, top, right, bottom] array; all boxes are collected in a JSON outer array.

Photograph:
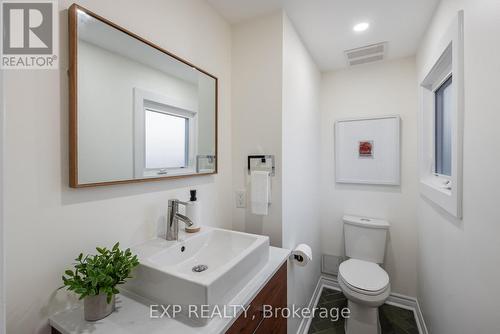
[[3, 0, 232, 333], [282, 14, 322, 333], [231, 13, 322, 333], [0, 68, 5, 334], [197, 74, 217, 156], [320, 57, 419, 297], [416, 1, 500, 333], [78, 41, 198, 183], [231, 12, 283, 247]]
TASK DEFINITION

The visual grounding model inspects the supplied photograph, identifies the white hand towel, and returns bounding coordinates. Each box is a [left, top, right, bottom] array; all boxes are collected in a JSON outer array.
[[251, 170, 270, 215]]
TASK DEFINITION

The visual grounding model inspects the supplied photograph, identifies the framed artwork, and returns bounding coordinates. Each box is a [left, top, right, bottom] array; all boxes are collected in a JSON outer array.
[[335, 115, 400, 185], [358, 141, 374, 158]]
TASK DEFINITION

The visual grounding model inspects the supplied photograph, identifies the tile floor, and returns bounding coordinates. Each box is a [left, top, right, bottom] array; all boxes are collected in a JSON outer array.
[[307, 288, 420, 334]]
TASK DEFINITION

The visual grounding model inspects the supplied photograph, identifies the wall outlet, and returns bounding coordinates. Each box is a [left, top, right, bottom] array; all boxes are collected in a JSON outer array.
[[235, 190, 246, 208]]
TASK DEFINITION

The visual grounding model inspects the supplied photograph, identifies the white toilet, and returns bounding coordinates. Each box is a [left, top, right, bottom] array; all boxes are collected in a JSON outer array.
[[338, 215, 391, 334]]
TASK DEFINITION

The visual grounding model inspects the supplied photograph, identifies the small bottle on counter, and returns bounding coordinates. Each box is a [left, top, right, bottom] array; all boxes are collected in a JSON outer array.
[[185, 189, 201, 233]]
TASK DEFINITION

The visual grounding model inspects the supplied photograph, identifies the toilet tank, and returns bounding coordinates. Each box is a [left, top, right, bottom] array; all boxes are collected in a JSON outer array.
[[343, 215, 390, 264]]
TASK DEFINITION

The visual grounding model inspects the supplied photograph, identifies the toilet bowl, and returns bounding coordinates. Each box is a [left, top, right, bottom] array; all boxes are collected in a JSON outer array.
[[339, 216, 391, 334], [339, 259, 390, 334]]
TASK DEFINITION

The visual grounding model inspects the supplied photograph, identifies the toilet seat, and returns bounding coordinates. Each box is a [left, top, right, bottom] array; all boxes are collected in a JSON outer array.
[[339, 259, 389, 296]]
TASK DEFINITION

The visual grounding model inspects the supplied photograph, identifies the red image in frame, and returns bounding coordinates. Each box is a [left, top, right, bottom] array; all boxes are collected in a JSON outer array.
[[359, 141, 373, 157]]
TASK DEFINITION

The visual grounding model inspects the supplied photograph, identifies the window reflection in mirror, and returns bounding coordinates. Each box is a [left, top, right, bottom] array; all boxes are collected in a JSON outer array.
[[145, 110, 188, 170]]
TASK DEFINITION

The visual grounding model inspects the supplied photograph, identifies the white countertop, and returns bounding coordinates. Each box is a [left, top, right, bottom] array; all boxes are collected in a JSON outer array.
[[50, 246, 290, 334]]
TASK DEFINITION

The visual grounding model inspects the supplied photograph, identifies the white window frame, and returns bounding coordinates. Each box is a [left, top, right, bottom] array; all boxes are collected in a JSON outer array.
[[133, 88, 198, 178], [419, 11, 464, 218]]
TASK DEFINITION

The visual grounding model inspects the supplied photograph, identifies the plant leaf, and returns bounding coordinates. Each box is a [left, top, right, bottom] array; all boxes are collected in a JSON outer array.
[[60, 243, 139, 301]]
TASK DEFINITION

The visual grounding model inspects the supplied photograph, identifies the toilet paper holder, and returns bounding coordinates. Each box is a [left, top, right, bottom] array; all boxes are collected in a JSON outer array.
[[291, 244, 312, 266], [293, 254, 305, 263], [248, 155, 275, 176]]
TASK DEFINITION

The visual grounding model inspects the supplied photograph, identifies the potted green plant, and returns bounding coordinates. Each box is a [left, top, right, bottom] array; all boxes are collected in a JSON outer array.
[[61, 243, 139, 321]]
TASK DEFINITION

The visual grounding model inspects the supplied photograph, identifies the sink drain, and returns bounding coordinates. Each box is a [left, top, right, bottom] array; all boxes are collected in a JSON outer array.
[[192, 264, 208, 273]]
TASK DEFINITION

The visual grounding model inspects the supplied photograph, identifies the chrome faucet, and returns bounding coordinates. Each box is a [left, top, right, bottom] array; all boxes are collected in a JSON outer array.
[[166, 199, 193, 241]]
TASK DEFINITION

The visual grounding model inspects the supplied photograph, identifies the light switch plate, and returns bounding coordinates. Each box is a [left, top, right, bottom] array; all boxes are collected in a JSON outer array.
[[235, 190, 246, 208]]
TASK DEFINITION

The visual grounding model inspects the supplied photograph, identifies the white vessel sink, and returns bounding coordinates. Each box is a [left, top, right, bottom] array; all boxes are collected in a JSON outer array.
[[124, 227, 269, 319]]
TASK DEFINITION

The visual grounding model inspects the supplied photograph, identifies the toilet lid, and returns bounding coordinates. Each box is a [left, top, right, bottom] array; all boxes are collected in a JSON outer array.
[[339, 259, 389, 292]]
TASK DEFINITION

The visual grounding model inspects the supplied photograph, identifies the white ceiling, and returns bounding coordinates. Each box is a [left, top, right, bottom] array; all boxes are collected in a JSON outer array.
[[207, 0, 440, 71]]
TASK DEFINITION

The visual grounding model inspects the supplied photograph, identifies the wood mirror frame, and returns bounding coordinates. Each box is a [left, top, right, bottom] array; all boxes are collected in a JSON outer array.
[[68, 4, 218, 188]]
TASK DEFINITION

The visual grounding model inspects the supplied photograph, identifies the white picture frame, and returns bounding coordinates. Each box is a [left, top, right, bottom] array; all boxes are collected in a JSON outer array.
[[335, 115, 401, 185]]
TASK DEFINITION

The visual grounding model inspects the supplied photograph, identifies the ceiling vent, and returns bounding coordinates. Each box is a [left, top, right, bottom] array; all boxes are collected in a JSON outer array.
[[344, 42, 387, 67]]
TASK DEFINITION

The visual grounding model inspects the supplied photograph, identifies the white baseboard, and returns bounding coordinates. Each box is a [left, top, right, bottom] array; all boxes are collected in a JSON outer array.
[[414, 299, 429, 334], [296, 276, 324, 334], [297, 275, 428, 334]]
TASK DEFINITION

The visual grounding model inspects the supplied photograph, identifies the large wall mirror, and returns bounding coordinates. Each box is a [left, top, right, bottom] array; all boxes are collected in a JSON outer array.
[[69, 4, 217, 187]]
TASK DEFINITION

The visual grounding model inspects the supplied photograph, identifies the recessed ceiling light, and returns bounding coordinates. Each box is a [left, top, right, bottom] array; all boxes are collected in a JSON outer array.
[[353, 22, 370, 32]]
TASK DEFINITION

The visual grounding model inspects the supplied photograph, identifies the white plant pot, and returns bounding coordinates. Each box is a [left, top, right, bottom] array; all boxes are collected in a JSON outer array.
[[84, 293, 115, 321]]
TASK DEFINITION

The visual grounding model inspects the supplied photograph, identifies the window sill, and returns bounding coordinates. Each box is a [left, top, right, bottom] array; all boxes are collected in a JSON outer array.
[[421, 177, 452, 197], [142, 167, 196, 178], [420, 175, 461, 218]]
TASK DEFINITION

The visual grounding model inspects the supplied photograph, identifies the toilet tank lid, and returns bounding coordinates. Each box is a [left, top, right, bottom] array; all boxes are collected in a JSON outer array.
[[343, 215, 390, 229]]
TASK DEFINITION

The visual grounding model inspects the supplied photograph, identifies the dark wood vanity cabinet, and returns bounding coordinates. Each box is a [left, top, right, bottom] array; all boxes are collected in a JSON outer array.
[[226, 263, 287, 334], [52, 263, 287, 334]]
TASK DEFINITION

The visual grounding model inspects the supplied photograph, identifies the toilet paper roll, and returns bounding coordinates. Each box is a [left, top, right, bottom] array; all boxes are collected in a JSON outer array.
[[292, 244, 312, 267]]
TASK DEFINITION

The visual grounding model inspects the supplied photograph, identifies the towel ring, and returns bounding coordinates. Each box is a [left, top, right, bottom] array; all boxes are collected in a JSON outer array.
[[247, 155, 275, 176]]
